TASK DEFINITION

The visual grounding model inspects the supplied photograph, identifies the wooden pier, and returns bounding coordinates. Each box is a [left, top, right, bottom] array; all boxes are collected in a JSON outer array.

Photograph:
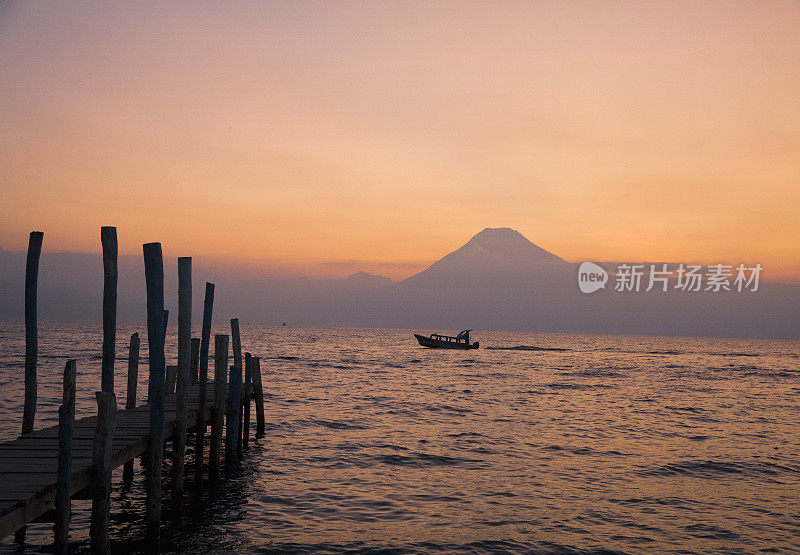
[[0, 384, 213, 539], [1, 227, 268, 550]]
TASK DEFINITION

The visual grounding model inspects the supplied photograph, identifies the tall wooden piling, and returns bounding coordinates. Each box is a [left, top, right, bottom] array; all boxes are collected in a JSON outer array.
[[54, 360, 76, 554], [123, 333, 140, 482], [230, 318, 243, 458], [231, 318, 242, 371], [125, 333, 140, 407], [143, 242, 166, 539], [16, 230, 43, 544], [253, 356, 265, 436], [162, 309, 169, 346], [148, 309, 169, 404], [22, 230, 44, 437], [243, 352, 252, 450], [190, 338, 200, 384], [173, 256, 191, 512], [194, 282, 214, 486], [199, 283, 215, 386], [230, 318, 243, 459], [100, 226, 117, 394], [90, 391, 117, 554], [209, 334, 229, 482], [225, 364, 243, 469], [165, 365, 178, 395]]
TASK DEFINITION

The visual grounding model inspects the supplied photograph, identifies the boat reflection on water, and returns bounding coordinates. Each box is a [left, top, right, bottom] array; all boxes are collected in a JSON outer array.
[[414, 329, 479, 350]]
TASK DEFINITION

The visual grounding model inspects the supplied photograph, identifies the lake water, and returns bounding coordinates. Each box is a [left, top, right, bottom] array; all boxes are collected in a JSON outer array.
[[1, 321, 799, 553]]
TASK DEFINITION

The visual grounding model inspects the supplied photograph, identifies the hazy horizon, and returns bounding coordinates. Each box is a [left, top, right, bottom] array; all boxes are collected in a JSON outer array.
[[1, 228, 798, 284], [1, 227, 797, 339]]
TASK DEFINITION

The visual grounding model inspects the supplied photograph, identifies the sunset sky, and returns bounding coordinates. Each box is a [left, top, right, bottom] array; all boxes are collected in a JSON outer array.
[[2, 1, 798, 281]]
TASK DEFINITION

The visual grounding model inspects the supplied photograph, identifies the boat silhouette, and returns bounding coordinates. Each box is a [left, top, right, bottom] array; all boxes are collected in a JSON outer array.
[[414, 329, 479, 350]]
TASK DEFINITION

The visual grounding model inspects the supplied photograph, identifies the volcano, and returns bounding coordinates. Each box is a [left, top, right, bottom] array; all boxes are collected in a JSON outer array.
[[403, 227, 565, 283]]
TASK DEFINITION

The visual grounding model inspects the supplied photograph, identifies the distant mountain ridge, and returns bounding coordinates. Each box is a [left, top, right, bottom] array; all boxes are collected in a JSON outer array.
[[345, 271, 392, 287], [0, 228, 798, 338]]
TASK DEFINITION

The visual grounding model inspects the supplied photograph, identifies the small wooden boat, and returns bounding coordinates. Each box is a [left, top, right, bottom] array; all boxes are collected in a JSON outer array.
[[414, 329, 479, 350]]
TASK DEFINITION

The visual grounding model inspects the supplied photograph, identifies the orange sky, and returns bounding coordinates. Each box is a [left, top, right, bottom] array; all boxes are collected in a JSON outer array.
[[1, 1, 798, 281]]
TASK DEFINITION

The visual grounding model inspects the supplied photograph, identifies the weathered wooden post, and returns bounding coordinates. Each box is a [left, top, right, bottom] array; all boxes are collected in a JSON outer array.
[[143, 242, 166, 539], [225, 364, 242, 469], [230, 318, 243, 459], [125, 333, 140, 406], [230, 318, 242, 370], [190, 338, 200, 384], [242, 352, 252, 450], [100, 226, 117, 394], [237, 399, 244, 459], [253, 356, 266, 437], [162, 308, 169, 346], [200, 284, 214, 382], [54, 359, 76, 554], [90, 391, 117, 554], [165, 365, 178, 394], [123, 333, 139, 482], [22, 230, 44, 436], [173, 256, 191, 514], [148, 309, 169, 404], [194, 282, 214, 486], [162, 309, 168, 379], [209, 334, 228, 482], [17, 230, 43, 544]]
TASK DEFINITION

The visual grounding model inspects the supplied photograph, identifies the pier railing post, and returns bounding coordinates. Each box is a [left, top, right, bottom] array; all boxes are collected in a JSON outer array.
[[253, 356, 265, 437], [16, 230, 43, 544], [225, 364, 243, 469], [230, 318, 243, 461], [209, 334, 228, 482], [22, 230, 44, 437], [190, 338, 200, 384], [173, 256, 191, 515], [100, 226, 117, 394], [165, 365, 178, 395], [162, 309, 169, 349], [125, 333, 140, 407], [90, 391, 117, 554], [54, 359, 76, 554], [148, 308, 168, 404], [230, 318, 242, 371], [243, 352, 252, 450], [143, 242, 166, 539], [123, 333, 139, 483], [194, 282, 214, 487]]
